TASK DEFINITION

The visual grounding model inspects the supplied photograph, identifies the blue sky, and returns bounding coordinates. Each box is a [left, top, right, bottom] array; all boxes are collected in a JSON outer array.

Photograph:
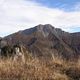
[[31, 0, 80, 11], [67, 27, 80, 32], [31, 0, 80, 32], [0, 0, 80, 37]]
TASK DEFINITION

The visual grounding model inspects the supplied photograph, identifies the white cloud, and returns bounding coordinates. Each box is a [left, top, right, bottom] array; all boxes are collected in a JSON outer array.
[[0, 0, 80, 37]]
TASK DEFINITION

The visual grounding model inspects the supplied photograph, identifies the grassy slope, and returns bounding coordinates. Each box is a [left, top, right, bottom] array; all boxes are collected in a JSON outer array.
[[0, 54, 80, 80]]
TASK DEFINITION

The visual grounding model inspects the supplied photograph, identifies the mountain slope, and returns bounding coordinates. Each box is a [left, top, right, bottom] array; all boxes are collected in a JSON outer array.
[[4, 24, 80, 60]]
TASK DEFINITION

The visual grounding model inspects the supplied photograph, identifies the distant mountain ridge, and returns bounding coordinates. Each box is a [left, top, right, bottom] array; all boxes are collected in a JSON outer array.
[[2, 24, 80, 60]]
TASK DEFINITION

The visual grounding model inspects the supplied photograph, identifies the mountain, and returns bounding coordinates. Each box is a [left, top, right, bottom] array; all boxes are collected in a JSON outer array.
[[3, 24, 80, 60]]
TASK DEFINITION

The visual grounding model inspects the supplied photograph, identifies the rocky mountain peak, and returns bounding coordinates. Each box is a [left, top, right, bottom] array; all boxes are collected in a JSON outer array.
[[35, 24, 55, 37], [3, 24, 80, 60], [36, 24, 54, 31]]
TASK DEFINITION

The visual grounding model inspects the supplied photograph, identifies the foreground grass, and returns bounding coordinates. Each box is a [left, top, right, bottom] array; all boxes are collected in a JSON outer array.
[[0, 55, 80, 80]]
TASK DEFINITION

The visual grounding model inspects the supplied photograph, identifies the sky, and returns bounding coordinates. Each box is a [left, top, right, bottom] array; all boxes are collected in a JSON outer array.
[[0, 0, 80, 37]]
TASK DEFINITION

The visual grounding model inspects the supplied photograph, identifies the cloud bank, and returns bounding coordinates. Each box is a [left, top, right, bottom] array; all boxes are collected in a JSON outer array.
[[0, 0, 80, 37]]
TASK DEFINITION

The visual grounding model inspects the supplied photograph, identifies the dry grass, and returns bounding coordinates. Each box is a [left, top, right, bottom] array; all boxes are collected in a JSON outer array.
[[0, 54, 80, 80]]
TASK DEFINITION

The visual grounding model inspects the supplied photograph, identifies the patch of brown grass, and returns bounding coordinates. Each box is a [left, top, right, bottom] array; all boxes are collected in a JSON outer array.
[[0, 54, 80, 80]]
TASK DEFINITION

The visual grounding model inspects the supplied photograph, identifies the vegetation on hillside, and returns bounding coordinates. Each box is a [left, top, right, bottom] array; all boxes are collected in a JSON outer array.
[[0, 53, 80, 80]]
